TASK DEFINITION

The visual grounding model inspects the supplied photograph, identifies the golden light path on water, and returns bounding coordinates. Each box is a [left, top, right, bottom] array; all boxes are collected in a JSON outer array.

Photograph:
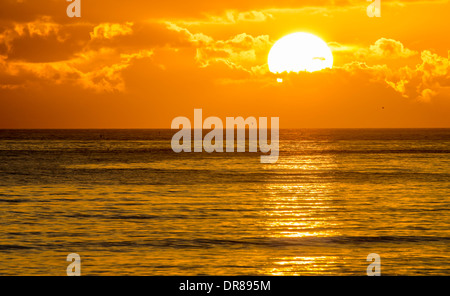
[[269, 256, 341, 275], [259, 152, 345, 275]]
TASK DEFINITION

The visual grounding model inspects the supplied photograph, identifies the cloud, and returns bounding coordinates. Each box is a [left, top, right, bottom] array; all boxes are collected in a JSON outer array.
[[0, 16, 61, 54], [343, 44, 450, 101], [165, 23, 213, 44], [0, 18, 178, 92], [327, 41, 356, 52], [328, 38, 449, 101], [195, 33, 271, 70], [379, 49, 450, 100], [75, 48, 154, 92], [403, 50, 450, 101], [0, 16, 93, 62], [166, 23, 272, 73], [90, 22, 134, 40], [367, 38, 417, 59], [234, 10, 273, 22], [0, 46, 154, 92], [175, 10, 273, 26]]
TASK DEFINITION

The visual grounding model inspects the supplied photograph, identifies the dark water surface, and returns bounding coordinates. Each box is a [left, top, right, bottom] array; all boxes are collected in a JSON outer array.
[[0, 129, 449, 275]]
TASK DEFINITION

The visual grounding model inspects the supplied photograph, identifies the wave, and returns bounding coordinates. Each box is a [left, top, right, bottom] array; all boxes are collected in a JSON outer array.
[[2, 236, 448, 251]]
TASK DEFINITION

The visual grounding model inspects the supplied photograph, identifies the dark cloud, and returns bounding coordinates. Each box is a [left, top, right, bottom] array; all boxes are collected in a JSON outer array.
[[5, 22, 92, 62]]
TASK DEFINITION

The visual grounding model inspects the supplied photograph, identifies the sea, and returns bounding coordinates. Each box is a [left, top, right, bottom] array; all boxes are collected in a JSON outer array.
[[0, 129, 448, 275]]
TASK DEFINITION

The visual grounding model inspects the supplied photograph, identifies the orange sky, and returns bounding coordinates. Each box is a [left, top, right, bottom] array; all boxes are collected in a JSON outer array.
[[0, 0, 449, 128]]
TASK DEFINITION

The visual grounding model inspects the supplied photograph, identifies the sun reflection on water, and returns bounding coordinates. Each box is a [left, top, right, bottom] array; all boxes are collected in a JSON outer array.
[[259, 153, 345, 274], [268, 256, 341, 275], [262, 182, 342, 239]]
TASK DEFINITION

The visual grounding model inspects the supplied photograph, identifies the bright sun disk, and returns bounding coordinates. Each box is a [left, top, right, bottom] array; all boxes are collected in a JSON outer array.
[[268, 32, 333, 74]]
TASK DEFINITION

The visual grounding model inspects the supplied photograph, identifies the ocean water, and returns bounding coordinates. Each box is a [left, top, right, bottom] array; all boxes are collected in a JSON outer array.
[[0, 129, 449, 275]]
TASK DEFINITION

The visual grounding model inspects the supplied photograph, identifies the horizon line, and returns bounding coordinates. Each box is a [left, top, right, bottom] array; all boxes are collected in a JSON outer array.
[[1, 127, 449, 130]]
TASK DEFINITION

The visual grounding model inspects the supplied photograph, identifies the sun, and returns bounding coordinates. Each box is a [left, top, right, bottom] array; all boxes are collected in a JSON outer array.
[[268, 32, 333, 74]]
